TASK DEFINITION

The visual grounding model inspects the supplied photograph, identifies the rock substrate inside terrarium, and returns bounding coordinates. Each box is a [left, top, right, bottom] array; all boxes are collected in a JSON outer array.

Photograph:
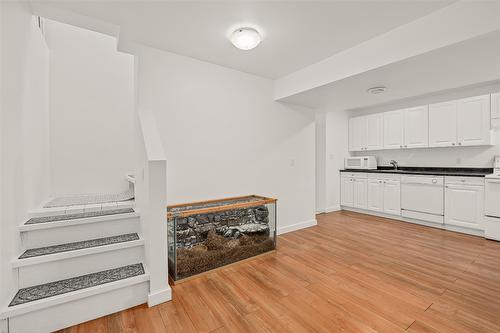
[[176, 230, 274, 279]]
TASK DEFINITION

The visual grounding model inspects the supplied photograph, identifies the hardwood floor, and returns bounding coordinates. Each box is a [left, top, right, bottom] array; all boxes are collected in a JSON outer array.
[[58, 211, 500, 333]]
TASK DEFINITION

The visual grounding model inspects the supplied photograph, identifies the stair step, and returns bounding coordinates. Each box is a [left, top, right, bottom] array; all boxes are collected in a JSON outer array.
[[25, 207, 135, 225], [9, 263, 145, 307], [18, 233, 140, 259]]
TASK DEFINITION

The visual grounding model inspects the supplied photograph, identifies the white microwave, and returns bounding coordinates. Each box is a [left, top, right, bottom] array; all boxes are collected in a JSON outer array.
[[345, 156, 377, 170]]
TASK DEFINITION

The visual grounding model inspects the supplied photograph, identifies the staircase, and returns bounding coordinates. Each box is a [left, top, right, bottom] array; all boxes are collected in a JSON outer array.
[[1, 201, 150, 333]]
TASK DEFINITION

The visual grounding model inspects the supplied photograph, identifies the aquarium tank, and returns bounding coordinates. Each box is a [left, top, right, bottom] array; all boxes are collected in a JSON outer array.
[[167, 195, 277, 281]]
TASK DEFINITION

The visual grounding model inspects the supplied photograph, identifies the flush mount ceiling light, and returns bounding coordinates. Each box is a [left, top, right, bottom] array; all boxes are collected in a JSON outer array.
[[230, 27, 262, 50], [367, 86, 387, 95]]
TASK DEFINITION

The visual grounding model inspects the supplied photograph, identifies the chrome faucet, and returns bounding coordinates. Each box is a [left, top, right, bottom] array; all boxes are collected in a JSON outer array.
[[390, 160, 399, 170]]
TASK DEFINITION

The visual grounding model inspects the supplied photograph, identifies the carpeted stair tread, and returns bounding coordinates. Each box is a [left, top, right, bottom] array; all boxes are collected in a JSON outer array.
[[25, 208, 135, 225], [19, 233, 140, 259], [9, 263, 145, 306]]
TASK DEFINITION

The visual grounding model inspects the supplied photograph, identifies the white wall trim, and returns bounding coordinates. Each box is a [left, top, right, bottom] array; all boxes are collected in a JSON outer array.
[[147, 287, 172, 307], [341, 207, 484, 237], [0, 318, 7, 333], [325, 205, 341, 213], [277, 219, 317, 235]]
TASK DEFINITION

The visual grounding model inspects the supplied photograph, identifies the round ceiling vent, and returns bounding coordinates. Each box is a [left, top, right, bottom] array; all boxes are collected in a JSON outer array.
[[367, 86, 387, 94]]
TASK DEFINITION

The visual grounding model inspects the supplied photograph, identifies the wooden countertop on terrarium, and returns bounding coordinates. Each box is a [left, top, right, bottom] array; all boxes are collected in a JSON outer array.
[[166, 195, 277, 218]]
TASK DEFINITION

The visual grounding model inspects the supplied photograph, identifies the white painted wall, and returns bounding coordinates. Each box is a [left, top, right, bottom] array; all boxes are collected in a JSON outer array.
[[351, 82, 500, 167], [136, 46, 316, 233], [1, 1, 50, 305], [321, 108, 349, 212], [315, 112, 326, 213], [45, 20, 134, 196]]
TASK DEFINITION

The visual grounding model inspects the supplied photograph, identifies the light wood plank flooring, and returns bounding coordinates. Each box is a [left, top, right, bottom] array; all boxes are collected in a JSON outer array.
[[58, 211, 500, 333]]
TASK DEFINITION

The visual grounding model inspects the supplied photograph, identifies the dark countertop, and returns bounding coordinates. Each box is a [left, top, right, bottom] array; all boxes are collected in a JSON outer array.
[[340, 166, 493, 177]]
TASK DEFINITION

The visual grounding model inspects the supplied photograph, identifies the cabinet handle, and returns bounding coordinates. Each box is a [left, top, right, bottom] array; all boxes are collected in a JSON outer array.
[[452, 143, 456, 146], [400, 145, 403, 148], [459, 142, 462, 146], [405, 145, 408, 148]]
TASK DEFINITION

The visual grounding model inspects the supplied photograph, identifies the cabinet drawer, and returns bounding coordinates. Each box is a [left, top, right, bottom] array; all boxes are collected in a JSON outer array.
[[341, 172, 367, 179], [445, 176, 484, 186], [367, 173, 401, 181]]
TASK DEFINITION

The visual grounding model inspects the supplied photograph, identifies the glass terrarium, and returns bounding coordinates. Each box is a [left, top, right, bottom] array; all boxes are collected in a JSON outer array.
[[167, 195, 277, 281]]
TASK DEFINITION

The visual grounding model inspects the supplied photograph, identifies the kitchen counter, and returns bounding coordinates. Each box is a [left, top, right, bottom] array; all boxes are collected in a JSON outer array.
[[340, 167, 493, 177]]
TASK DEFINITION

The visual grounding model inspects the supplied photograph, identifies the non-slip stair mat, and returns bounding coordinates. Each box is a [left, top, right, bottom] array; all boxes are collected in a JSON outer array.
[[19, 233, 140, 259], [9, 264, 145, 307], [44, 189, 135, 208], [25, 208, 135, 225]]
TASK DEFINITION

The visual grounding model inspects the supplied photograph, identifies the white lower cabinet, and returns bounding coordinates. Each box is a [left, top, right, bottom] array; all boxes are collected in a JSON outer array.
[[341, 176, 354, 207], [383, 180, 401, 215], [341, 173, 367, 208], [342, 173, 400, 215], [367, 179, 384, 212], [353, 178, 368, 209], [367, 174, 401, 216], [445, 177, 484, 231], [340, 173, 486, 235]]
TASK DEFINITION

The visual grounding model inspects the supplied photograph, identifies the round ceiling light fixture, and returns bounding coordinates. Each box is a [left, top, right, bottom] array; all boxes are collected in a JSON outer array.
[[230, 27, 262, 50], [367, 86, 387, 95]]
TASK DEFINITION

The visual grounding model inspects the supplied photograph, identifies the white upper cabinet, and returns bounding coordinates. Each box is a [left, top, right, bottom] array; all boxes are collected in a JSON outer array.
[[492, 92, 500, 120], [429, 94, 491, 148], [456, 95, 491, 146], [383, 110, 404, 149], [349, 114, 383, 151], [348, 116, 366, 151], [365, 113, 384, 151], [348, 93, 494, 152], [429, 101, 458, 147], [383, 107, 427, 150], [404, 106, 429, 148]]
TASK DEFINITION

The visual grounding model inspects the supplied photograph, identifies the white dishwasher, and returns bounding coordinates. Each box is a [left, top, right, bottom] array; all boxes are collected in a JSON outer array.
[[401, 175, 444, 224]]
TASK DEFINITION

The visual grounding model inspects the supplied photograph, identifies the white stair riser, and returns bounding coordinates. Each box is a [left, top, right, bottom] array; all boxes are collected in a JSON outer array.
[[28, 202, 135, 218], [21, 216, 140, 248], [17, 246, 145, 288], [7, 281, 148, 333]]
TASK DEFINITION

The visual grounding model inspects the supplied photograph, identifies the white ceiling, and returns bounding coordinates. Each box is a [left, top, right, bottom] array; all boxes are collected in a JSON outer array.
[[36, 1, 452, 79], [281, 30, 500, 110]]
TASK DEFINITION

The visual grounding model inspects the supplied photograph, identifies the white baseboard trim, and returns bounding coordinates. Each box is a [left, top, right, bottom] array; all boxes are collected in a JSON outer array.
[[277, 219, 317, 235], [147, 287, 172, 307], [325, 205, 341, 213], [342, 207, 484, 238]]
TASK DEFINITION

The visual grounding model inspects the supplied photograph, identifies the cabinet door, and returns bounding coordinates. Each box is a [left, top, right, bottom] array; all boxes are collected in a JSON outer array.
[[349, 116, 367, 151], [353, 178, 368, 209], [383, 110, 404, 149], [445, 185, 484, 230], [429, 101, 457, 147], [492, 92, 500, 119], [341, 177, 354, 207], [349, 117, 366, 151], [367, 179, 383, 212], [383, 180, 401, 216], [404, 106, 429, 148], [365, 114, 384, 151], [456, 95, 491, 146]]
